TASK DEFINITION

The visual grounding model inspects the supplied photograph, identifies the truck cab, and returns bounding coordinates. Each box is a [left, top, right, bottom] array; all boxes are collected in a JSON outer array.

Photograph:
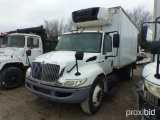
[[0, 33, 43, 89], [0, 26, 57, 90], [25, 31, 119, 114]]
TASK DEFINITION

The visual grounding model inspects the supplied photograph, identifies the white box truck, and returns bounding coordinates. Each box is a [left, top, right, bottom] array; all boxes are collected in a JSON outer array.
[[25, 6, 138, 114]]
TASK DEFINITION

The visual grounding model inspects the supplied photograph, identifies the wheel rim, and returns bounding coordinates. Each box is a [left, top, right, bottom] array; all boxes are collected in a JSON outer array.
[[92, 84, 103, 107], [6, 73, 19, 85]]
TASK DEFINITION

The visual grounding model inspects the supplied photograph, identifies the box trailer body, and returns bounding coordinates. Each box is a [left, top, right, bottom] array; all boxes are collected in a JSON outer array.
[[26, 6, 138, 114]]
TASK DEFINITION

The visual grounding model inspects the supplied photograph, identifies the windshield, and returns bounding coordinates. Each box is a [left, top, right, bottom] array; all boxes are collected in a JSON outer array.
[[7, 35, 25, 47], [55, 33, 102, 53]]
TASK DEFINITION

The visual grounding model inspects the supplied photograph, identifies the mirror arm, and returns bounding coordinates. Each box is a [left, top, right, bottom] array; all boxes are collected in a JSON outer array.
[[141, 20, 160, 41], [140, 19, 160, 53], [154, 17, 160, 40], [105, 48, 118, 59], [105, 31, 119, 35], [26, 54, 31, 66], [67, 64, 76, 73], [155, 54, 160, 79], [75, 58, 81, 76]]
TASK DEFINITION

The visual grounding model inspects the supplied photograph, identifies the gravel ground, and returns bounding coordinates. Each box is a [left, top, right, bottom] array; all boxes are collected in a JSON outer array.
[[0, 65, 145, 120]]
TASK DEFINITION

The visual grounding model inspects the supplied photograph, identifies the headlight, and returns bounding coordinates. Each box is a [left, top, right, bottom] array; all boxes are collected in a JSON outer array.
[[26, 67, 31, 78], [62, 78, 87, 87], [145, 79, 160, 98]]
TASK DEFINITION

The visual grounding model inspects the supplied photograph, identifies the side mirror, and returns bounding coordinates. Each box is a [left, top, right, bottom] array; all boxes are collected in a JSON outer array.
[[113, 34, 120, 48], [141, 26, 148, 49], [26, 49, 31, 56], [75, 51, 84, 60], [75, 51, 84, 76], [150, 41, 160, 54]]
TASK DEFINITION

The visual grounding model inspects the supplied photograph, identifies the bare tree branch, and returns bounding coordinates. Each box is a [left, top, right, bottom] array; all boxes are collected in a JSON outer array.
[[44, 19, 71, 40], [126, 5, 152, 31]]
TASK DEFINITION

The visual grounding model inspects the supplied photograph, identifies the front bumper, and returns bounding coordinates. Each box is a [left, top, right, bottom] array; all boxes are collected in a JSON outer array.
[[25, 78, 91, 103], [139, 90, 160, 120]]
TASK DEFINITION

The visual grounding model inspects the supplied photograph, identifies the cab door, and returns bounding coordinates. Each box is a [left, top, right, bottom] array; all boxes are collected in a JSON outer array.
[[26, 36, 43, 64], [100, 34, 113, 74]]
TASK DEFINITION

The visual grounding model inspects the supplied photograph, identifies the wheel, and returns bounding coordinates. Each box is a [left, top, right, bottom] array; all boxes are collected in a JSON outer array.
[[0, 67, 24, 90], [125, 65, 133, 80], [81, 77, 104, 114]]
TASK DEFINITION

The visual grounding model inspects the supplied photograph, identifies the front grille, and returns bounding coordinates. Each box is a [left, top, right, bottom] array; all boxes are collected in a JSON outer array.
[[31, 62, 60, 83], [31, 62, 42, 80], [141, 88, 160, 119], [143, 89, 160, 105]]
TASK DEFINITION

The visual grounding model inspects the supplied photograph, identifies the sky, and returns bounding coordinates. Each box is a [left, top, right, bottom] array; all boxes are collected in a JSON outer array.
[[0, 0, 154, 32]]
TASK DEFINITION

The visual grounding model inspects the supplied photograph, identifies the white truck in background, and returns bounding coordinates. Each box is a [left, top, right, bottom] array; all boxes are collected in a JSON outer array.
[[136, 46, 151, 65], [25, 6, 138, 114], [139, 0, 160, 119], [0, 26, 57, 90]]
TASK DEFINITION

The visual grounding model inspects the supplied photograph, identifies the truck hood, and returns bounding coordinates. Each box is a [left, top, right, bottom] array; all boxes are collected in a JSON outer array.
[[33, 51, 100, 71], [0, 47, 22, 56], [142, 62, 160, 85]]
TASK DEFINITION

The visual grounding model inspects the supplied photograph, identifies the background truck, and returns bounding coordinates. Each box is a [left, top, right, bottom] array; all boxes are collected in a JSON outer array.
[[0, 26, 57, 90], [136, 46, 151, 65], [25, 6, 138, 114], [139, 0, 160, 119]]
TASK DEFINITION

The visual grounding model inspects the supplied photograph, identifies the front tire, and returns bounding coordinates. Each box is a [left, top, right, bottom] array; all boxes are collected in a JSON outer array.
[[0, 67, 24, 90], [81, 77, 104, 114]]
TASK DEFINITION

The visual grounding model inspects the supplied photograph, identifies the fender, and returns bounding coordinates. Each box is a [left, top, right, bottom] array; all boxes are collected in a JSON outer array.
[[0, 56, 26, 71], [63, 63, 106, 87]]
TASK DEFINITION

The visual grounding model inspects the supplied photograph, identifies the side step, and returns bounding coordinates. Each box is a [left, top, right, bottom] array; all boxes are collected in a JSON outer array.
[[108, 87, 118, 95]]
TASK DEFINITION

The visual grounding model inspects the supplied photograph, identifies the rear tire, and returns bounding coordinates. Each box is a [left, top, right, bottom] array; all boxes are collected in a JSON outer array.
[[81, 77, 104, 114], [0, 67, 24, 90]]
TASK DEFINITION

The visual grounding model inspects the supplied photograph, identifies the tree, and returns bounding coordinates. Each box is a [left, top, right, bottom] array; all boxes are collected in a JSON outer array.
[[126, 5, 152, 51], [44, 19, 64, 40], [44, 19, 71, 40], [64, 19, 72, 33], [126, 5, 152, 31]]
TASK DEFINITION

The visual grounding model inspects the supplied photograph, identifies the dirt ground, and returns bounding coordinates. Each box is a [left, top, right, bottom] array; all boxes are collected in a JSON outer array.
[[0, 65, 145, 120]]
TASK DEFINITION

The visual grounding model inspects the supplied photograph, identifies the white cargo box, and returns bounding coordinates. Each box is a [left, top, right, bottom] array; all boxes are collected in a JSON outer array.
[[108, 7, 138, 68]]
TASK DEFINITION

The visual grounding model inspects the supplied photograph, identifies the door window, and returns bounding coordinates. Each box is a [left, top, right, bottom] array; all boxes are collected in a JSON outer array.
[[103, 35, 112, 54], [27, 37, 39, 48]]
